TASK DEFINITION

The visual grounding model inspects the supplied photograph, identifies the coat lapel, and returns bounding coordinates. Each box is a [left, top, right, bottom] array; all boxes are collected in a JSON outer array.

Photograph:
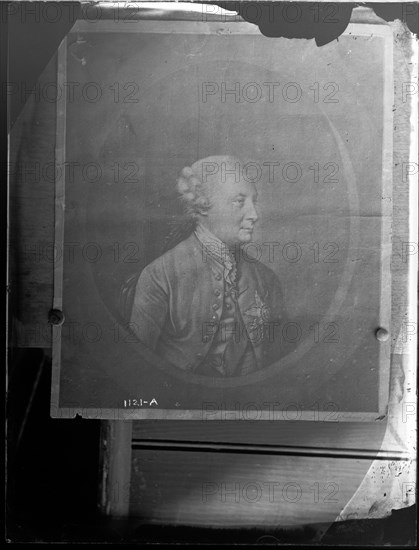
[[236, 262, 271, 347]]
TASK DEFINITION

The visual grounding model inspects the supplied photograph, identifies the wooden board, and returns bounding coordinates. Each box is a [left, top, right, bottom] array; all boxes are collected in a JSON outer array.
[[131, 421, 391, 456], [9, 53, 57, 349], [129, 449, 375, 527]]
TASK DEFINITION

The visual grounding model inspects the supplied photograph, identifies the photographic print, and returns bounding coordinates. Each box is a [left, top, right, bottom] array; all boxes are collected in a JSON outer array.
[[50, 9, 393, 420]]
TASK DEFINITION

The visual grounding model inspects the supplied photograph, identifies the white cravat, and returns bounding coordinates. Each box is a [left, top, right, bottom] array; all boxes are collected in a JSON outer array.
[[194, 222, 237, 286]]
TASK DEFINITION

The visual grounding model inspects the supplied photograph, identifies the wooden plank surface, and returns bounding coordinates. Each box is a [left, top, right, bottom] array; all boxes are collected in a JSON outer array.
[[99, 421, 133, 516], [9, 53, 57, 348], [129, 449, 375, 527], [132, 420, 388, 453]]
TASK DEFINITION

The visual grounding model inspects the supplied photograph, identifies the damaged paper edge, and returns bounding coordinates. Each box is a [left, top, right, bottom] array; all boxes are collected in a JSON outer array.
[[334, 25, 418, 524]]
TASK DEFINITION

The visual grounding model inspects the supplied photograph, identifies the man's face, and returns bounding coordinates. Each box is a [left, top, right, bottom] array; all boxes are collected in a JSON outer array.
[[203, 174, 259, 247]]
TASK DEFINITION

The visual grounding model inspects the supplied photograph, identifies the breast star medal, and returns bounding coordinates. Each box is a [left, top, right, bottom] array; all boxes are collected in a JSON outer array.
[[244, 290, 271, 341]]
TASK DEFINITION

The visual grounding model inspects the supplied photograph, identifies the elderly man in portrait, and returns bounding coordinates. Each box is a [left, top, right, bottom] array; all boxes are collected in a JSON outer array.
[[128, 155, 287, 377]]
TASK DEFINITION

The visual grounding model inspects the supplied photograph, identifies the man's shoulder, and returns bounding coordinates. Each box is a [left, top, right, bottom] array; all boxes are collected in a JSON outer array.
[[142, 234, 200, 278]]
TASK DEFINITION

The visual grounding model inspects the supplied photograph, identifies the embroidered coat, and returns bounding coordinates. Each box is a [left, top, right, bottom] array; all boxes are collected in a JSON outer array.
[[129, 232, 286, 374]]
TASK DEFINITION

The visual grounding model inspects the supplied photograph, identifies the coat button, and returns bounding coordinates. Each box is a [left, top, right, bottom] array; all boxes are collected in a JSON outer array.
[[214, 289, 221, 296], [211, 314, 218, 321], [212, 303, 219, 310], [215, 274, 222, 281]]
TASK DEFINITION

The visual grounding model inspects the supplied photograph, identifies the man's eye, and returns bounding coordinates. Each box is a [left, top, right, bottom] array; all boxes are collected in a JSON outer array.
[[233, 198, 245, 206]]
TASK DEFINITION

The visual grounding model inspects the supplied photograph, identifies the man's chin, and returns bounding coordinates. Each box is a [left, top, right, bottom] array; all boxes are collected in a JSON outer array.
[[238, 231, 254, 244]]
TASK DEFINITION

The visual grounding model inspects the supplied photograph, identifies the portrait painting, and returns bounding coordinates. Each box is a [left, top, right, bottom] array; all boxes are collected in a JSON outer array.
[[50, 7, 393, 420]]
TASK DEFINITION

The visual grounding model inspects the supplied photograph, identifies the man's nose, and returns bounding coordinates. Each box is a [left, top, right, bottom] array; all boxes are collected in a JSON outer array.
[[247, 202, 258, 222]]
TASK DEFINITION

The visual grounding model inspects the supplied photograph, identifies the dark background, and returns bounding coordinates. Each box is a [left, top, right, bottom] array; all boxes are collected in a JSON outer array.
[[5, 2, 418, 543]]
